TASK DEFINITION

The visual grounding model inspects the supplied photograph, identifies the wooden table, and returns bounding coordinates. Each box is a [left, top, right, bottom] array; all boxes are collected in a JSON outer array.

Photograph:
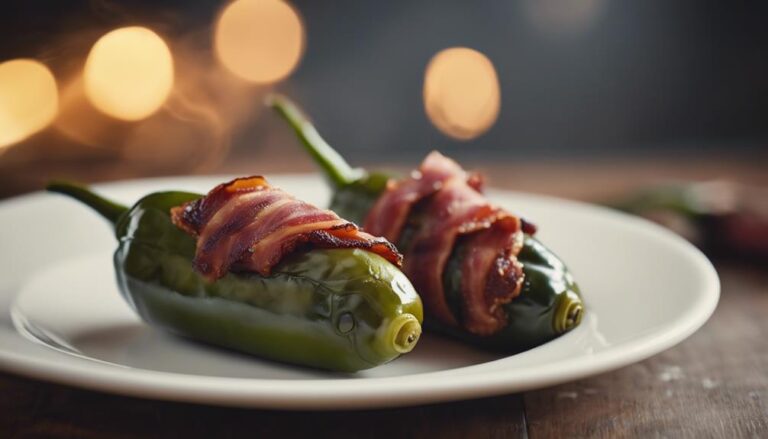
[[2, 155, 767, 438]]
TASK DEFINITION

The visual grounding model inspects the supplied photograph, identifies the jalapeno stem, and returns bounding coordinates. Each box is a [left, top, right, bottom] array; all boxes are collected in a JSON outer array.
[[553, 291, 583, 334], [47, 181, 128, 225], [267, 94, 360, 188]]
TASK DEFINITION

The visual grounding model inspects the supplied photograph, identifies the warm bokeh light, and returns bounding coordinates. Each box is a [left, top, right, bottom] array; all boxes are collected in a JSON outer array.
[[84, 27, 174, 121], [215, 0, 305, 83], [0, 59, 58, 148], [423, 47, 501, 141], [55, 75, 131, 148]]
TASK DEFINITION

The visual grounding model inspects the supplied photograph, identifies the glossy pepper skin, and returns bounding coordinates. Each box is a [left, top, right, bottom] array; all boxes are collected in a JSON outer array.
[[269, 95, 583, 353], [47, 183, 423, 372]]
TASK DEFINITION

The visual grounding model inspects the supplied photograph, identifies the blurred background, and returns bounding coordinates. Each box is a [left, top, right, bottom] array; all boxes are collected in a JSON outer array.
[[1, 0, 767, 202]]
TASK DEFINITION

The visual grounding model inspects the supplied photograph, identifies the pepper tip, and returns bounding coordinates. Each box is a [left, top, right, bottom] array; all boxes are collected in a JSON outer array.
[[391, 314, 421, 354], [553, 291, 584, 334]]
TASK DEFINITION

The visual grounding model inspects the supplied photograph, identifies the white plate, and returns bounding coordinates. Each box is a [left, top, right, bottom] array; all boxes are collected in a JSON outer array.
[[0, 175, 719, 409]]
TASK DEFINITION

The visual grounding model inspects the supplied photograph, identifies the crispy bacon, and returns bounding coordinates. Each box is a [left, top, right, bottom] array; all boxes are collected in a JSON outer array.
[[172, 176, 401, 280], [365, 152, 530, 335], [403, 178, 501, 326], [460, 218, 525, 335], [365, 151, 483, 242]]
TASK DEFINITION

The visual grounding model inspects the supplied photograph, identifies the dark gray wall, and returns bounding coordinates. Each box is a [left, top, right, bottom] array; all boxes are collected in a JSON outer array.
[[3, 1, 768, 161]]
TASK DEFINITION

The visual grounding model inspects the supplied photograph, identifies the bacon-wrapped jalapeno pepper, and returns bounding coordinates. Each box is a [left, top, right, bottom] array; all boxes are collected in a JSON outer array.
[[47, 177, 422, 372], [270, 95, 583, 353]]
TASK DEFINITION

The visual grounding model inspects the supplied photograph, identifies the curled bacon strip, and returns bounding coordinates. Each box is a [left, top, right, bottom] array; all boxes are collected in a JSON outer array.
[[365, 152, 484, 242], [460, 218, 525, 335], [172, 176, 401, 280], [364, 152, 529, 335]]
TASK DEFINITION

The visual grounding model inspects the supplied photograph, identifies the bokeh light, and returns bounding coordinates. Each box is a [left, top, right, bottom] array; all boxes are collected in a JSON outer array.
[[84, 27, 174, 121], [0, 59, 58, 149], [423, 47, 501, 141], [215, 0, 305, 83]]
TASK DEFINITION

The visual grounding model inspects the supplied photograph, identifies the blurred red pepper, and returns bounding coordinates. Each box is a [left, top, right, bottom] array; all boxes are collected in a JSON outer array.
[[609, 181, 768, 260]]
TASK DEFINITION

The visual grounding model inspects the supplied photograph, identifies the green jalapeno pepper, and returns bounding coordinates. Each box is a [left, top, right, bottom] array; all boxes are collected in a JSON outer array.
[[47, 182, 423, 372], [269, 95, 583, 353]]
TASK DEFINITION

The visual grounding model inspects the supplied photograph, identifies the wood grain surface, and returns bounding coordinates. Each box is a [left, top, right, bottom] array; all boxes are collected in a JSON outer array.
[[1, 159, 767, 438], [524, 263, 768, 439]]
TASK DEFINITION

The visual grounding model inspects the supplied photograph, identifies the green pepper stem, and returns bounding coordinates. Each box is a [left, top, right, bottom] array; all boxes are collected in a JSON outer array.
[[47, 181, 128, 225], [267, 94, 360, 188], [606, 185, 700, 219], [553, 291, 583, 334]]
